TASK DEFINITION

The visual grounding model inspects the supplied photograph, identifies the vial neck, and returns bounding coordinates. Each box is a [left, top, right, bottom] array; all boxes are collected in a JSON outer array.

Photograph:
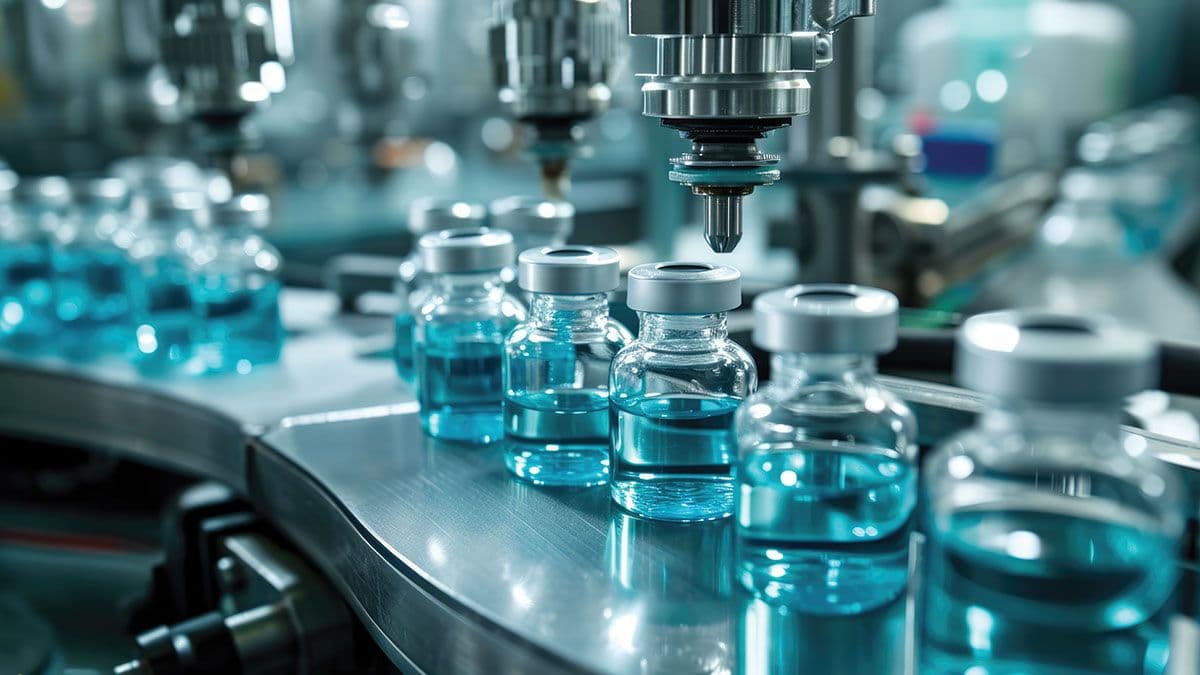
[[530, 293, 610, 333], [981, 400, 1125, 447], [432, 270, 507, 300], [771, 353, 878, 388], [638, 313, 728, 347]]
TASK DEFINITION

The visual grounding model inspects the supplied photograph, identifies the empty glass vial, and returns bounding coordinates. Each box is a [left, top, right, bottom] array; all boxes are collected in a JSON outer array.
[[127, 190, 207, 374], [394, 198, 486, 381], [489, 197, 573, 254], [415, 227, 525, 443], [191, 194, 284, 374], [921, 312, 1182, 675], [734, 285, 917, 615], [0, 171, 56, 354], [610, 263, 756, 521], [53, 177, 139, 360], [503, 246, 631, 486]]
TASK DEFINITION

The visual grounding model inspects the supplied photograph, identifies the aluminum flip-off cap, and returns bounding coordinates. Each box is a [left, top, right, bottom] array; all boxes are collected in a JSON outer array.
[[72, 177, 130, 209], [0, 170, 17, 202], [419, 227, 516, 274], [19, 176, 72, 208], [408, 198, 487, 235], [957, 311, 1158, 404], [626, 262, 741, 314], [753, 284, 899, 354], [518, 246, 621, 294], [132, 189, 210, 228], [490, 196, 574, 237], [214, 193, 271, 230]]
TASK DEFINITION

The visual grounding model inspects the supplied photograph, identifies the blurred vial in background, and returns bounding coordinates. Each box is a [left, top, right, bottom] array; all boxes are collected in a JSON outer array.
[[53, 177, 139, 360], [609, 263, 756, 522], [503, 246, 631, 487], [921, 312, 1182, 675], [191, 194, 284, 375], [735, 285, 916, 615], [489, 197, 573, 286], [0, 176, 69, 354], [416, 227, 525, 444], [394, 198, 487, 382], [128, 189, 208, 375]]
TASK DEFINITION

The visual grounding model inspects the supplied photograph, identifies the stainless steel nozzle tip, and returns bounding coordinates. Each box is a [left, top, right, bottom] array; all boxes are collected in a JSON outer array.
[[703, 194, 743, 253]]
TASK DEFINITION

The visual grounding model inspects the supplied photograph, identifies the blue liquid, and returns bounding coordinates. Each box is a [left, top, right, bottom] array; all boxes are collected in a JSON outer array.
[[394, 312, 417, 381], [736, 444, 915, 614], [504, 389, 610, 487], [0, 243, 55, 353], [133, 257, 200, 374], [193, 278, 284, 374], [611, 394, 740, 521], [922, 506, 1176, 674], [54, 248, 137, 360], [418, 321, 510, 444]]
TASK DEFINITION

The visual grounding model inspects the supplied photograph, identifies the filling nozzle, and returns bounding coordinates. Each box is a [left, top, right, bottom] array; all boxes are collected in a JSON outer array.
[[701, 192, 745, 254]]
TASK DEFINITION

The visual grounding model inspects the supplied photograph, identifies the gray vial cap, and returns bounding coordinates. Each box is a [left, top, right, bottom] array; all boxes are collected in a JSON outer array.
[[72, 176, 131, 209], [111, 157, 204, 194], [214, 193, 271, 230], [408, 198, 486, 235], [956, 311, 1158, 404], [753, 284, 899, 354], [490, 196, 574, 237], [519, 246, 621, 294], [19, 176, 72, 208], [419, 227, 515, 274], [0, 169, 17, 203], [626, 262, 741, 314], [132, 189, 210, 227]]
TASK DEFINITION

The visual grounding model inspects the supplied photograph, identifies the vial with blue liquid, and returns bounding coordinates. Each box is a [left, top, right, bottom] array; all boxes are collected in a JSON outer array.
[[191, 194, 284, 374], [127, 189, 207, 374], [609, 263, 756, 521], [394, 198, 487, 381], [921, 312, 1183, 674], [734, 285, 917, 614], [415, 227, 525, 444], [0, 171, 57, 353], [53, 177, 139, 360], [503, 246, 631, 486]]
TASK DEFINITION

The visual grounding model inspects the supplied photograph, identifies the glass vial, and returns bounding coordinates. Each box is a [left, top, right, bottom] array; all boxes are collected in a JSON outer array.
[[191, 194, 285, 374], [53, 177, 139, 360], [734, 285, 917, 614], [394, 198, 487, 381], [415, 227, 525, 444], [489, 197, 573, 254], [503, 246, 631, 486], [610, 262, 756, 521], [0, 171, 56, 354], [921, 312, 1182, 675], [128, 189, 207, 374]]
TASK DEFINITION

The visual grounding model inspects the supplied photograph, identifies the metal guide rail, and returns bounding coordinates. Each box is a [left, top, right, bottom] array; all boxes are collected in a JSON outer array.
[[1, 289, 1199, 673]]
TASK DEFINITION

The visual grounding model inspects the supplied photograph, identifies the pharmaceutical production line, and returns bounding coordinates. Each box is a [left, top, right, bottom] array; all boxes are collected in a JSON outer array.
[[2, 0, 1200, 674]]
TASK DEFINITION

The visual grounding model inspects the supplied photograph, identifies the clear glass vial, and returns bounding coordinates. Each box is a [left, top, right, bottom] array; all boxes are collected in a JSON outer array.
[[190, 194, 285, 374], [415, 227, 526, 444], [53, 177, 139, 360], [394, 198, 487, 381], [503, 245, 632, 486], [734, 285, 917, 614], [127, 189, 207, 374], [921, 312, 1183, 675], [0, 171, 57, 353], [489, 197, 573, 254], [609, 262, 757, 521]]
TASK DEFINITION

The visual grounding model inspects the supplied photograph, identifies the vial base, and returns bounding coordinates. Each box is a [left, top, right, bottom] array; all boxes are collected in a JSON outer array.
[[0, 244, 55, 354], [194, 280, 284, 374], [133, 270, 200, 375], [503, 389, 610, 487], [610, 394, 739, 522], [54, 249, 136, 360], [393, 313, 416, 381], [419, 341, 506, 444], [922, 506, 1176, 675]]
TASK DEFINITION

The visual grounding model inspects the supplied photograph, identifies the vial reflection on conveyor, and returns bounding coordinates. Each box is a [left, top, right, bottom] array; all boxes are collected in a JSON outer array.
[[606, 512, 735, 675]]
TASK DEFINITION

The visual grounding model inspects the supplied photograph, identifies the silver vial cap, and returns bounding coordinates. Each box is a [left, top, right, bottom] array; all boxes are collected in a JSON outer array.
[[132, 189, 210, 227], [626, 262, 741, 314], [419, 227, 516, 274], [518, 246, 621, 295], [19, 176, 72, 209], [214, 193, 271, 230], [753, 284, 899, 354], [72, 177, 131, 209], [490, 196, 574, 237], [111, 157, 205, 194], [408, 198, 487, 235], [0, 169, 17, 203], [957, 311, 1158, 404]]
